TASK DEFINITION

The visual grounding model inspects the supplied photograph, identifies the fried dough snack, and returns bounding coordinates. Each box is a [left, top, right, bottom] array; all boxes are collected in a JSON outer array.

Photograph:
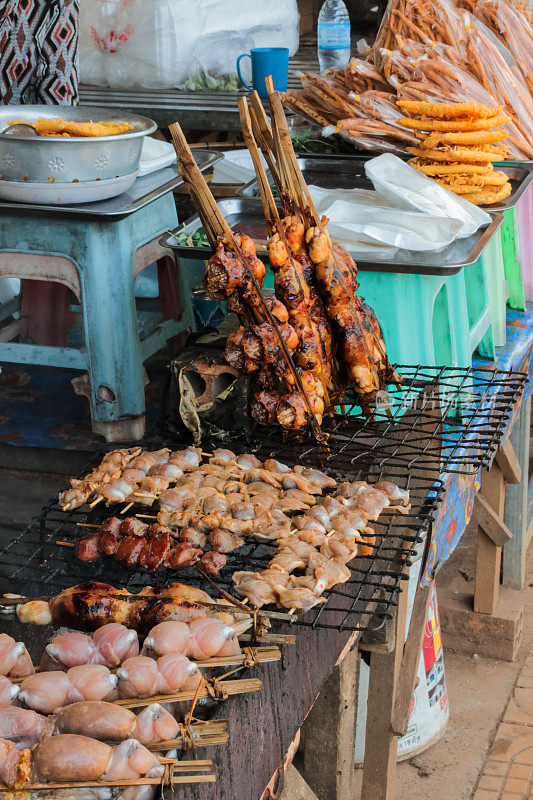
[[398, 113, 511, 131], [407, 158, 493, 174], [397, 99, 504, 118], [10, 118, 134, 137], [405, 100, 512, 205]]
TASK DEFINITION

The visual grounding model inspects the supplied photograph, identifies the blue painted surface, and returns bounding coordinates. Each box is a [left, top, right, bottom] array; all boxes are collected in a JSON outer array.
[[421, 304, 533, 586]]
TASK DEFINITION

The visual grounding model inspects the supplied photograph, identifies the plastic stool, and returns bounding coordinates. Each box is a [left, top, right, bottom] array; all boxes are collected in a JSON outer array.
[[0, 193, 193, 442], [501, 208, 525, 310], [478, 231, 509, 348], [357, 262, 494, 367], [517, 183, 533, 301]]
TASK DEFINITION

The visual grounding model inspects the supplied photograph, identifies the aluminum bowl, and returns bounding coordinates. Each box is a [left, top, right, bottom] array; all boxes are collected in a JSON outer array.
[[0, 105, 157, 184]]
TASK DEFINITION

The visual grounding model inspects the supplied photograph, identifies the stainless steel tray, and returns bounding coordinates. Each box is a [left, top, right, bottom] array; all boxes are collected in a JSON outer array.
[[0, 151, 221, 220], [161, 197, 504, 276], [238, 155, 532, 213]]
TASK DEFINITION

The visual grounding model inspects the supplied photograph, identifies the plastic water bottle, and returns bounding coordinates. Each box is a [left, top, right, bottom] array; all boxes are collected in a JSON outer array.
[[317, 0, 351, 72]]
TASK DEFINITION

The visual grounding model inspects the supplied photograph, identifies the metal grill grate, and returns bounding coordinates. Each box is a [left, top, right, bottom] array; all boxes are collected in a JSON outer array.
[[0, 365, 525, 632]]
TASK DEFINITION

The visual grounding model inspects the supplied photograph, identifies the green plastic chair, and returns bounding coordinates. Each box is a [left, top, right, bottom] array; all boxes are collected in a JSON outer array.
[[479, 230, 509, 349], [501, 209, 526, 310]]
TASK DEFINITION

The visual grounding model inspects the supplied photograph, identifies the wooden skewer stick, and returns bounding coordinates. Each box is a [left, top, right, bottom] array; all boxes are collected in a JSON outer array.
[[121, 503, 134, 515], [76, 522, 98, 528], [89, 496, 103, 508]]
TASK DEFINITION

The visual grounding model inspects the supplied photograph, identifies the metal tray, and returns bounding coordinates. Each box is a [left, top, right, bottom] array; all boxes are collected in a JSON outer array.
[[0, 151, 221, 220], [161, 197, 503, 276], [238, 155, 532, 213]]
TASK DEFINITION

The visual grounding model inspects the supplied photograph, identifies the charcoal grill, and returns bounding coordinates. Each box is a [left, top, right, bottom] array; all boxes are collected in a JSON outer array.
[[0, 365, 525, 633]]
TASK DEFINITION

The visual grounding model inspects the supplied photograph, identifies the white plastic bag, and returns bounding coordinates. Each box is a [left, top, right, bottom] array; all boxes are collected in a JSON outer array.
[[364, 154, 492, 238], [80, 0, 299, 90], [309, 187, 463, 253]]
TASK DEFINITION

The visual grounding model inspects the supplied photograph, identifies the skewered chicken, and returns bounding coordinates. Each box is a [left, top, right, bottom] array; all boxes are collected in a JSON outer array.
[[52, 701, 179, 745], [19, 666, 118, 714], [0, 634, 34, 678], [0, 675, 20, 704], [41, 624, 139, 671], [0, 734, 164, 787], [116, 654, 201, 698], [142, 618, 238, 661], [0, 706, 52, 749]]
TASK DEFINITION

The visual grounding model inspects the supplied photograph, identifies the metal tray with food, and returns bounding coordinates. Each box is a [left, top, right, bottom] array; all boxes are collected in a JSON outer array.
[[0, 151, 221, 220], [238, 155, 532, 213], [161, 197, 504, 276]]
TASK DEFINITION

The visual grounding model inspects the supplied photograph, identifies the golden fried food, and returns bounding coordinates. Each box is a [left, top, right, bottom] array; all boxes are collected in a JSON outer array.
[[460, 182, 512, 205], [406, 145, 506, 162], [398, 114, 511, 132], [397, 100, 504, 119], [9, 118, 134, 137], [418, 130, 507, 149], [407, 158, 494, 175], [434, 180, 487, 194]]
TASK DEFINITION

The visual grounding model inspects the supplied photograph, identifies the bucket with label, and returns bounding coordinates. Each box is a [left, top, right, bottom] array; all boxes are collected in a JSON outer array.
[[354, 560, 449, 763]]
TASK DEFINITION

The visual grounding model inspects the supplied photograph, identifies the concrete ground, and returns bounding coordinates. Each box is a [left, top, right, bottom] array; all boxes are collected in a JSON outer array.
[[0, 463, 532, 799]]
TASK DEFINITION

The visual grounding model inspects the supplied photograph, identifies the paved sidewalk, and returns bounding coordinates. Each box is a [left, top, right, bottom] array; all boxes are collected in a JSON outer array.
[[475, 655, 533, 799]]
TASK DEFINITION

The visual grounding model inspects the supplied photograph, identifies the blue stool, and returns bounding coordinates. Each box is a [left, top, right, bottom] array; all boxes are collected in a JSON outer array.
[[0, 193, 194, 442]]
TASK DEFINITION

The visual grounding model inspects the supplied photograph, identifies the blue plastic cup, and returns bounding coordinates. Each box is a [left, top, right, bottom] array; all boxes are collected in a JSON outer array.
[[236, 47, 289, 99]]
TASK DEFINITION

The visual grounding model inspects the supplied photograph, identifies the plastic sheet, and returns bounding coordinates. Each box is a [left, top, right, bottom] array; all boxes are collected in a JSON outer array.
[[308, 183, 464, 252], [79, 0, 299, 89], [365, 154, 492, 237]]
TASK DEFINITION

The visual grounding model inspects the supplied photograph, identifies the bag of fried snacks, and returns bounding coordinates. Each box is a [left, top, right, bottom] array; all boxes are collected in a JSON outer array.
[[379, 47, 423, 86], [344, 58, 390, 93], [394, 34, 467, 67], [462, 15, 533, 157], [298, 72, 360, 119], [365, 154, 492, 236], [374, 0, 465, 54], [475, 0, 533, 94], [336, 120, 412, 154]]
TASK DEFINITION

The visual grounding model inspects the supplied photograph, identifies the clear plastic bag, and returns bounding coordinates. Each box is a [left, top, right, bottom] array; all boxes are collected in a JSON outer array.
[[365, 154, 492, 237], [475, 0, 533, 95], [79, 0, 299, 90], [308, 183, 465, 252], [374, 0, 465, 53]]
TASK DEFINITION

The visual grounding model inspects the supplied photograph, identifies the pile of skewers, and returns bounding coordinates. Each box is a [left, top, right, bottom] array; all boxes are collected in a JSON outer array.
[[170, 83, 400, 442], [55, 447, 410, 613]]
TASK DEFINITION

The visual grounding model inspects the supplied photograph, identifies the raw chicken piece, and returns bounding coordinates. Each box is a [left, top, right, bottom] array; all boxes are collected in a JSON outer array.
[[291, 523, 327, 546], [32, 734, 111, 782], [19, 672, 85, 714], [208, 530, 245, 553], [53, 701, 136, 741], [232, 572, 277, 607], [157, 653, 201, 692], [0, 634, 34, 677], [373, 481, 410, 507], [142, 620, 189, 657], [277, 588, 326, 612], [259, 567, 291, 595], [117, 654, 199, 698], [179, 527, 207, 548], [67, 665, 118, 702], [282, 536, 318, 564], [0, 706, 52, 748], [0, 676, 19, 705], [278, 489, 316, 513], [0, 738, 19, 786], [16, 600, 52, 626], [134, 703, 179, 744], [320, 533, 359, 564], [117, 657, 164, 699], [42, 631, 104, 670], [269, 549, 305, 573], [336, 482, 389, 520], [93, 624, 139, 666], [215, 634, 242, 657], [308, 551, 351, 590], [293, 466, 337, 490], [103, 739, 164, 781], [187, 618, 235, 660], [210, 449, 236, 465], [290, 574, 326, 594], [235, 454, 261, 469]]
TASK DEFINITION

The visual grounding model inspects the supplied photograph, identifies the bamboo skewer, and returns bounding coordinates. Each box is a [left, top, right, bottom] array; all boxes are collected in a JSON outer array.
[[0, 759, 216, 792], [115, 677, 263, 709]]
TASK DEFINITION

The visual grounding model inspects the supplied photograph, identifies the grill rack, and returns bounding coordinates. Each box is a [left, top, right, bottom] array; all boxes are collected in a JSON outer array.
[[237, 365, 527, 477], [0, 365, 524, 633]]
